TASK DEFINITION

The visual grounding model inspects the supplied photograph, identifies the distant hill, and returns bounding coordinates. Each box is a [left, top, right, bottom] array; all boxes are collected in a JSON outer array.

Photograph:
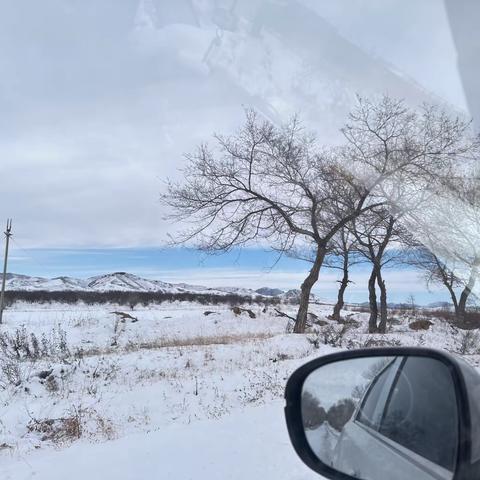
[[255, 287, 284, 297], [3, 272, 262, 297], [426, 301, 453, 309]]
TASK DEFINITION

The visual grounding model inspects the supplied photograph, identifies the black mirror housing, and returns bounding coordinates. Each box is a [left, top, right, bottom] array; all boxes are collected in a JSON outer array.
[[285, 347, 477, 480]]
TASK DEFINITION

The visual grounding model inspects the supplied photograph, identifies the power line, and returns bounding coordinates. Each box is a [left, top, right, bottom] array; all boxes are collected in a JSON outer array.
[[10, 236, 51, 273]]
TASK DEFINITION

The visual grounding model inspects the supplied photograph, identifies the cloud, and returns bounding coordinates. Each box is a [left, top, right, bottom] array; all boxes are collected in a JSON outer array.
[[0, 0, 466, 249]]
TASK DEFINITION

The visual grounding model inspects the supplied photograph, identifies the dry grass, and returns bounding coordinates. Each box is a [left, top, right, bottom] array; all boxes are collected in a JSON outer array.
[[28, 413, 82, 443], [27, 406, 116, 444], [74, 332, 274, 359], [128, 333, 274, 351]]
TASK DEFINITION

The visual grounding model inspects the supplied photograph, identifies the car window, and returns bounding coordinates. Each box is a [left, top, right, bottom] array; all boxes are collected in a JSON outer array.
[[356, 360, 398, 430], [378, 357, 458, 471]]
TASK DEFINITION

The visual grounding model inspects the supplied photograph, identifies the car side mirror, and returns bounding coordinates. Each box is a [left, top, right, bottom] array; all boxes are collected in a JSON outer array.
[[285, 348, 480, 480]]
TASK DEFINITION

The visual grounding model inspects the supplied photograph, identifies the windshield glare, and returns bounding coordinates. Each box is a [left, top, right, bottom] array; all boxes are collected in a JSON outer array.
[[1, 2, 479, 480]]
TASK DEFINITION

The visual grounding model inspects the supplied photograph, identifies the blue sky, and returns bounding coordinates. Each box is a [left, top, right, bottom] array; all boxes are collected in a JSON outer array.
[[8, 246, 448, 305]]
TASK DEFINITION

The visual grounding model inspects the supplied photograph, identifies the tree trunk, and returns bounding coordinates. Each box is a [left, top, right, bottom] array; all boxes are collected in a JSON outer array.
[[294, 246, 327, 333], [457, 265, 478, 325], [368, 268, 378, 333], [457, 289, 469, 323], [376, 268, 388, 333], [444, 282, 459, 317], [332, 255, 349, 321]]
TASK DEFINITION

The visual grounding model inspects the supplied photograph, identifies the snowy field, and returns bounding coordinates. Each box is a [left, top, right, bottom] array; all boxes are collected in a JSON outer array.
[[1, 301, 479, 479]]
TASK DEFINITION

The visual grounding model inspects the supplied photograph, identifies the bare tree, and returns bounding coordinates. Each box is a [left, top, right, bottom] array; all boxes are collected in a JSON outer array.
[[406, 176, 480, 325], [435, 176, 480, 324], [342, 96, 478, 331], [342, 96, 477, 216], [287, 226, 361, 321], [352, 209, 406, 333], [406, 294, 417, 315], [324, 227, 361, 321], [162, 110, 376, 333], [163, 97, 476, 333], [408, 247, 469, 319]]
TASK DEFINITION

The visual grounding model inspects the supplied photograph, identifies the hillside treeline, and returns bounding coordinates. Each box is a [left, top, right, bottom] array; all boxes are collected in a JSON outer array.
[[4, 290, 282, 308]]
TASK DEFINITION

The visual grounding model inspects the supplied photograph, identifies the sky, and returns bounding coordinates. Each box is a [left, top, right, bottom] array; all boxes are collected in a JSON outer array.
[[8, 246, 447, 305], [0, 0, 472, 302]]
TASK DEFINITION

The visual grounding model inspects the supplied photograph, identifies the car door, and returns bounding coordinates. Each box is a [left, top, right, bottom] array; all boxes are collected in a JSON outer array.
[[333, 356, 458, 480]]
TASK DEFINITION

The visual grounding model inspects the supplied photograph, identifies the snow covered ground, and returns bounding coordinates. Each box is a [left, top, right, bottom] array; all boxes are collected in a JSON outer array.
[[1, 300, 479, 479], [3, 401, 317, 480]]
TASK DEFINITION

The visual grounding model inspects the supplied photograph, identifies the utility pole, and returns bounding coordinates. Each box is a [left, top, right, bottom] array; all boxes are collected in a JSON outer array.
[[0, 219, 12, 325]]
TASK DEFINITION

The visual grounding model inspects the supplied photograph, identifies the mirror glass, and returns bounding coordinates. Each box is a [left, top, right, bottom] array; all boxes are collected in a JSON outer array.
[[301, 355, 458, 480]]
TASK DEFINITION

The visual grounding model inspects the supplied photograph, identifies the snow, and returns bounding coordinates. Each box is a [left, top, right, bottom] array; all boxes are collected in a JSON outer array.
[[0, 302, 321, 460], [306, 423, 341, 466], [1, 300, 478, 479], [2, 402, 316, 480]]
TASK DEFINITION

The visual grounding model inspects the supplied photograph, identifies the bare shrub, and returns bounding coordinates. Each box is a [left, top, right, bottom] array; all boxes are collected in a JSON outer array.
[[203, 350, 214, 364], [238, 370, 285, 404], [0, 359, 22, 388], [308, 324, 350, 348], [274, 352, 293, 362], [111, 317, 124, 347], [386, 317, 403, 326], [0, 326, 64, 388], [44, 375, 59, 393], [28, 409, 82, 443], [27, 406, 115, 444], [337, 317, 361, 328], [94, 414, 116, 441], [361, 337, 402, 348], [0, 325, 69, 361], [409, 319, 433, 331], [458, 330, 480, 355], [0, 326, 33, 360]]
